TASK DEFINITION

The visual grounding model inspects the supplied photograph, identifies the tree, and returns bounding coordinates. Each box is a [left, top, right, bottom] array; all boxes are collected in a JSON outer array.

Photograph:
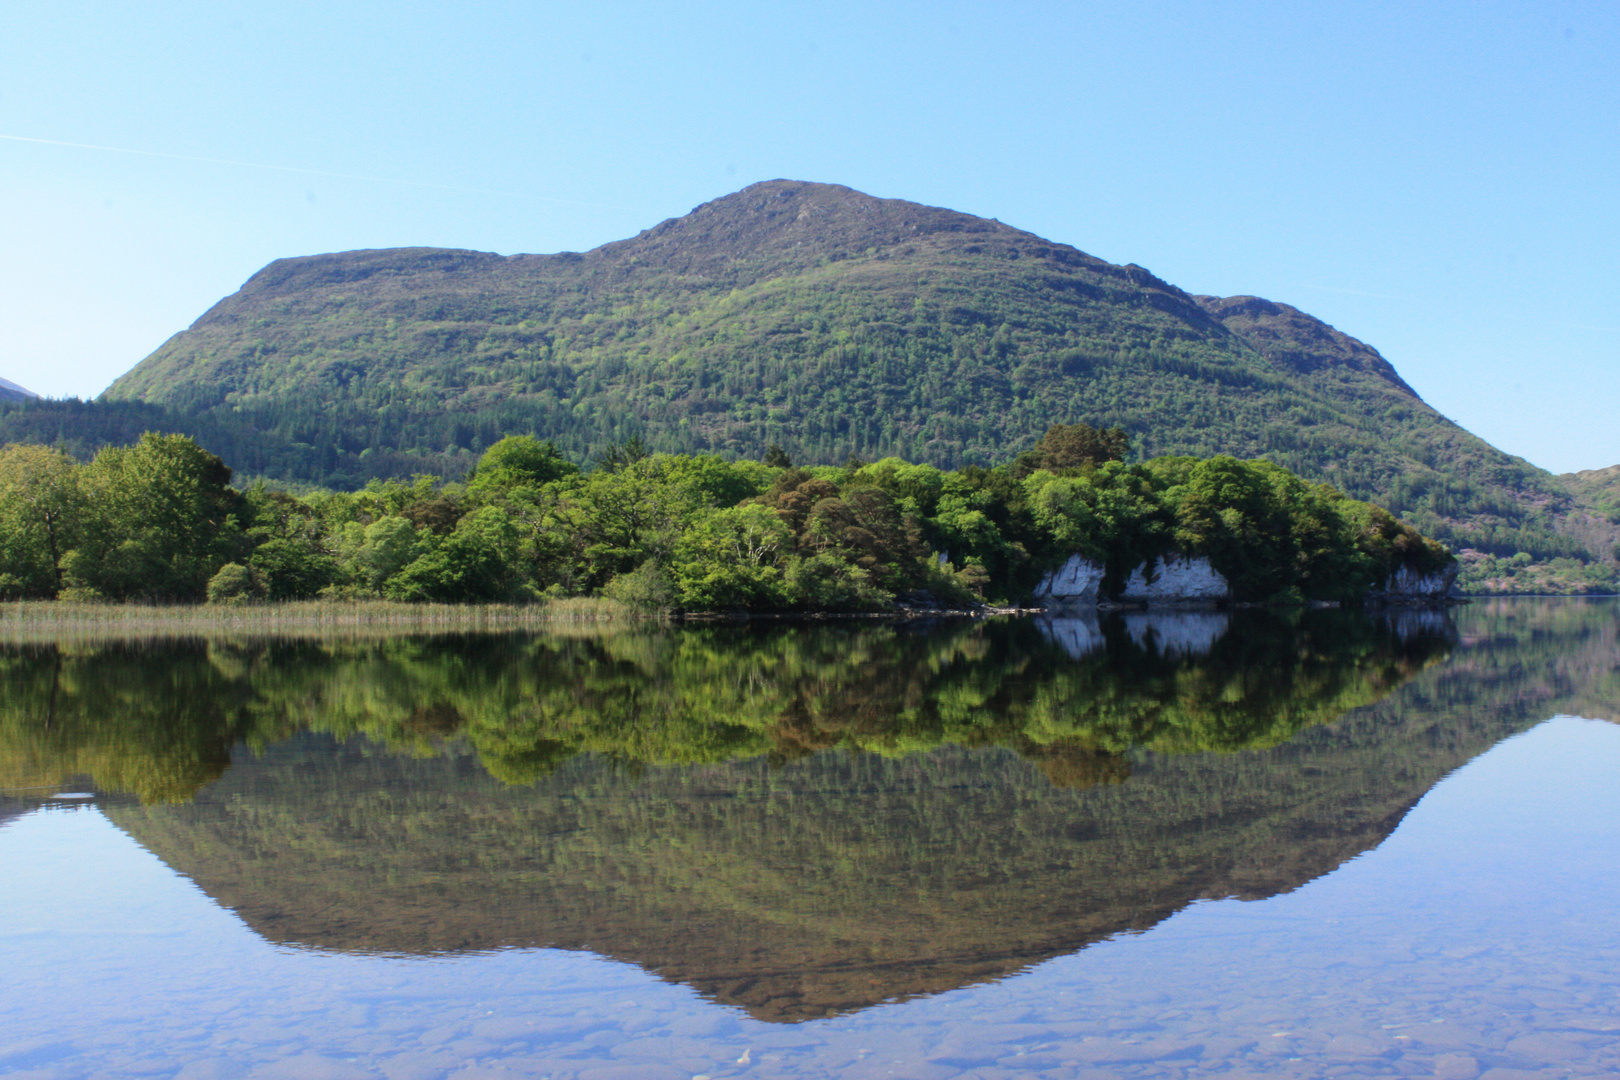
[[595, 436, 648, 473], [386, 507, 526, 602], [0, 444, 83, 598], [469, 436, 578, 494], [1014, 423, 1131, 477], [671, 504, 792, 609], [64, 434, 243, 601]]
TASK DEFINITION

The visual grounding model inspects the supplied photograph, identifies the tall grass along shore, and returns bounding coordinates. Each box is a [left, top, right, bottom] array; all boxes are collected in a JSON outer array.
[[0, 597, 633, 644]]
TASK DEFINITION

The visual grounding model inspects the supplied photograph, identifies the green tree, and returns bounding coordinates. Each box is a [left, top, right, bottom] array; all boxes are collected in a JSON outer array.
[[672, 504, 792, 609], [468, 436, 578, 495], [63, 434, 243, 601], [1014, 422, 1131, 477], [0, 444, 83, 598], [386, 506, 526, 602]]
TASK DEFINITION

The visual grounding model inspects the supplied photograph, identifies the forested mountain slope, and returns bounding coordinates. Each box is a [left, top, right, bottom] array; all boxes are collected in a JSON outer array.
[[1562, 464, 1620, 522], [5, 180, 1610, 586]]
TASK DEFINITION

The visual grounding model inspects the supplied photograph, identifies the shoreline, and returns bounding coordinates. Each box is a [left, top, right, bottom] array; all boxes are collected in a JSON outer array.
[[0, 593, 1495, 645], [0, 598, 634, 643]]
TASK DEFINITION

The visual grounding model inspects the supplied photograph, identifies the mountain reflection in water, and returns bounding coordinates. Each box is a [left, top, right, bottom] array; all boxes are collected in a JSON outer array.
[[2, 602, 1614, 1023]]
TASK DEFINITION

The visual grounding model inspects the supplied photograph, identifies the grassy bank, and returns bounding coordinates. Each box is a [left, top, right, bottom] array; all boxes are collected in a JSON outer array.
[[0, 597, 636, 643]]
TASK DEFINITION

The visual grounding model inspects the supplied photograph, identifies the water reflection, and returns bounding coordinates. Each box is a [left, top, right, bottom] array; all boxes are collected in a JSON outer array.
[[0, 608, 1448, 805], [3, 601, 1618, 1030]]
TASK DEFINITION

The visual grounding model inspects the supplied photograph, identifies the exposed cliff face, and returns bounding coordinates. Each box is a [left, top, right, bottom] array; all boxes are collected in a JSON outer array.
[[1034, 554, 1232, 607], [1032, 555, 1105, 609], [1121, 556, 1231, 603], [1036, 552, 1460, 609], [1368, 562, 1459, 602]]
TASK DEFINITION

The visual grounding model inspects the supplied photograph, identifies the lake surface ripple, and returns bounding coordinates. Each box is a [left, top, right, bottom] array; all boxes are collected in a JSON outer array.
[[2, 598, 1618, 1078]]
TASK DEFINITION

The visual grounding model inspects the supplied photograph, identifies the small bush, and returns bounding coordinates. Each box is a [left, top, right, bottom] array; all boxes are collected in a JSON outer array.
[[601, 561, 675, 612], [207, 563, 257, 605]]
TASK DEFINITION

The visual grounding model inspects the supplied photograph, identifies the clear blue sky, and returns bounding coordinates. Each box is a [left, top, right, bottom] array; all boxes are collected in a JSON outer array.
[[2, 1, 1614, 473]]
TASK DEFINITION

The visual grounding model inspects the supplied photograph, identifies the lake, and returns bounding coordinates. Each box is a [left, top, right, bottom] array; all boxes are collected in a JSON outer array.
[[2, 598, 1618, 1079]]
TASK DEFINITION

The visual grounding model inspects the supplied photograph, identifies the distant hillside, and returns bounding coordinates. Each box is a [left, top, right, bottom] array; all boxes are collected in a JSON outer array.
[[0, 377, 36, 404], [2, 180, 1610, 589], [1562, 464, 1620, 520]]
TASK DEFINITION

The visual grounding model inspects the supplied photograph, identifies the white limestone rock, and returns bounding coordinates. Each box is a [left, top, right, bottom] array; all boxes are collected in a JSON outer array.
[[1373, 562, 1458, 600], [1034, 555, 1105, 609], [1119, 556, 1230, 603]]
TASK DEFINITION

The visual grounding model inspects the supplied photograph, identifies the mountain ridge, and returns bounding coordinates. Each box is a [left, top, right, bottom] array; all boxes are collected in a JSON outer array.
[[3, 179, 1609, 590], [0, 377, 37, 404]]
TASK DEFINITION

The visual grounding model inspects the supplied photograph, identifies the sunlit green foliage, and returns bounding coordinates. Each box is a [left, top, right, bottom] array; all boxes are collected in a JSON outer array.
[[0, 444, 82, 598], [0, 424, 1451, 609], [47, 434, 248, 602]]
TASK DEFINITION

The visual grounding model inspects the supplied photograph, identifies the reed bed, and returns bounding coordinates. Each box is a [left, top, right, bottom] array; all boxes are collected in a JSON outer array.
[[0, 597, 641, 644]]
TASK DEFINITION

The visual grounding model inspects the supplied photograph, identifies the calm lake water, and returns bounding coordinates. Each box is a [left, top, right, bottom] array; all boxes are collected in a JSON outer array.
[[2, 599, 1618, 1079]]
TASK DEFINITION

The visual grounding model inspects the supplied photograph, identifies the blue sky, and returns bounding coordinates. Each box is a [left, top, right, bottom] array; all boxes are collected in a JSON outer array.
[[2, 1, 1614, 472]]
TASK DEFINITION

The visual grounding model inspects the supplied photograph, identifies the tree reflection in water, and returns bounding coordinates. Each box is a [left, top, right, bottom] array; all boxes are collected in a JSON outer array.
[[2, 602, 1614, 1022], [0, 608, 1449, 802]]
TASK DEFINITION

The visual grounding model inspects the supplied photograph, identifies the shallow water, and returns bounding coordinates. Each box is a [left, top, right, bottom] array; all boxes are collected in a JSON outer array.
[[1, 599, 1618, 1079]]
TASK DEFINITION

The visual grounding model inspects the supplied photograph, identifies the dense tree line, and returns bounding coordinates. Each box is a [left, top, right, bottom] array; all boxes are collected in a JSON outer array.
[[0, 424, 1450, 609], [0, 390, 1602, 592]]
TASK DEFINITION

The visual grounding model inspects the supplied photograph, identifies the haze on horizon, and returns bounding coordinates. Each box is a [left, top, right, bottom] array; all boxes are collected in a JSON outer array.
[[0, 1, 1614, 474]]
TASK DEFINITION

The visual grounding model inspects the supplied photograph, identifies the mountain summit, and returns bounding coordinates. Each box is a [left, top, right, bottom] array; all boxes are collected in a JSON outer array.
[[84, 180, 1604, 571]]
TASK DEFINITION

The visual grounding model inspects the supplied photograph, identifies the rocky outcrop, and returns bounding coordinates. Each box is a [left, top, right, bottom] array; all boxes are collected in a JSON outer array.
[[1035, 554, 1231, 608], [1032, 555, 1106, 609], [1366, 562, 1459, 604], [1120, 556, 1231, 603]]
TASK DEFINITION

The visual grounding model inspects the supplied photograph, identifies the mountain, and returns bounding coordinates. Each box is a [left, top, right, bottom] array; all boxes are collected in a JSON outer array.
[[0, 377, 37, 403], [3, 179, 1610, 588]]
